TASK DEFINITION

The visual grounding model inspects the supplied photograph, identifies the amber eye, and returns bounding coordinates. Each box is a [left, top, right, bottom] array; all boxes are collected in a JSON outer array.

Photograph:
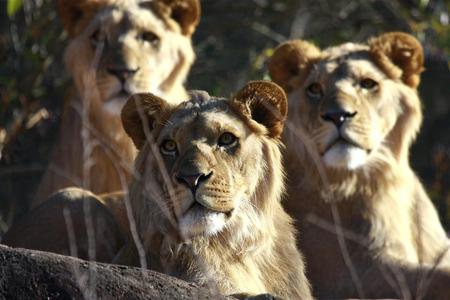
[[160, 139, 177, 155], [139, 31, 160, 47], [218, 132, 237, 147], [360, 78, 378, 90], [306, 83, 323, 98]]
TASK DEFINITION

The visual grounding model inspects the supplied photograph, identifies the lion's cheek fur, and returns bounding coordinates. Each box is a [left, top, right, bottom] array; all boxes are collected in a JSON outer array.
[[383, 84, 423, 164], [64, 38, 96, 97], [155, 32, 195, 100]]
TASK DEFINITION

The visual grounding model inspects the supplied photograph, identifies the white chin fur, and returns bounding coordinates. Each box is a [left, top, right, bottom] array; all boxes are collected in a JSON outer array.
[[104, 96, 128, 116], [323, 143, 368, 170], [179, 205, 226, 240]]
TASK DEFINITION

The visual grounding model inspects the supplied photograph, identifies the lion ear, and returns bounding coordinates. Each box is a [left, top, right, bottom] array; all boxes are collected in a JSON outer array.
[[121, 93, 170, 150], [369, 32, 424, 88], [232, 81, 288, 139], [268, 40, 322, 93], [57, 0, 102, 37], [157, 0, 200, 36]]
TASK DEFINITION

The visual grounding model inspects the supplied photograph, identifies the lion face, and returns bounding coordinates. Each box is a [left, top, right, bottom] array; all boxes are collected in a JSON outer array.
[[158, 105, 259, 239], [121, 82, 287, 241], [59, 0, 199, 114], [292, 46, 402, 169], [269, 33, 424, 171]]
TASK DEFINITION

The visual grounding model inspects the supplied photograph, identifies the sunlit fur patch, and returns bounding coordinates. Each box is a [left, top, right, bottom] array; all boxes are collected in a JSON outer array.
[[323, 142, 368, 170]]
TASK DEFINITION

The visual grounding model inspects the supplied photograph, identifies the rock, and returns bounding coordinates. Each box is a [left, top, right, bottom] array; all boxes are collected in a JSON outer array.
[[0, 244, 229, 299]]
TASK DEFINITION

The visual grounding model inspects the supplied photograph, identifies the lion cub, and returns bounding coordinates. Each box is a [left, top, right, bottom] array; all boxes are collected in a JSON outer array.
[[269, 32, 450, 298], [116, 81, 312, 299], [33, 0, 200, 207], [4, 81, 312, 298]]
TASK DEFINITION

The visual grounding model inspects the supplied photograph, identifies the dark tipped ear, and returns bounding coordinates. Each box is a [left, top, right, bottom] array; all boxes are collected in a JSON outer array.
[[121, 93, 169, 150], [232, 81, 288, 139], [156, 0, 200, 36], [57, 0, 102, 37], [369, 32, 424, 88], [268, 40, 322, 93]]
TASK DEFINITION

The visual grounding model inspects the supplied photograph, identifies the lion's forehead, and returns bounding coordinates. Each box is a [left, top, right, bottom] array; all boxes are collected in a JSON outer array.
[[309, 53, 386, 86], [97, 4, 167, 33], [160, 99, 246, 140]]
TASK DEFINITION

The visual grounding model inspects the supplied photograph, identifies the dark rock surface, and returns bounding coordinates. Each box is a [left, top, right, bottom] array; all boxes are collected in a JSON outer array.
[[0, 244, 228, 299]]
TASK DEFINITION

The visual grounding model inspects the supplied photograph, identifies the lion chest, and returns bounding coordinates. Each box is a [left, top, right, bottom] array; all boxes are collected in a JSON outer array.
[[174, 247, 269, 295], [202, 255, 269, 295], [365, 185, 419, 263]]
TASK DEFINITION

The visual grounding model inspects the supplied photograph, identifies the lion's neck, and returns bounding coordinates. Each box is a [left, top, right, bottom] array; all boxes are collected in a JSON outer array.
[[285, 144, 424, 262], [284, 142, 415, 202], [170, 215, 279, 292], [156, 202, 305, 297]]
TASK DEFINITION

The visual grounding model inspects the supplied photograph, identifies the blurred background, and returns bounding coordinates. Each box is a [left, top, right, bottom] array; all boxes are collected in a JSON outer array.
[[1, 0, 449, 237]]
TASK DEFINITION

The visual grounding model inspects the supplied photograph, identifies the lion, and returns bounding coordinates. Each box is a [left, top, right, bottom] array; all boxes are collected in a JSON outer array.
[[112, 81, 312, 298], [268, 32, 450, 299], [4, 81, 312, 299], [32, 0, 200, 207]]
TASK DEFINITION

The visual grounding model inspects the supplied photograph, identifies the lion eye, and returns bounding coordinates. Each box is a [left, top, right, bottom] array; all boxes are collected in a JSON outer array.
[[90, 29, 103, 45], [160, 139, 177, 155], [218, 132, 237, 147], [360, 78, 378, 90], [306, 83, 323, 98], [139, 31, 160, 47]]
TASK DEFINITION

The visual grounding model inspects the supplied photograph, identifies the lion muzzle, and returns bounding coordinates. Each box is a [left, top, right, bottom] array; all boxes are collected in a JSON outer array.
[[195, 193, 235, 214]]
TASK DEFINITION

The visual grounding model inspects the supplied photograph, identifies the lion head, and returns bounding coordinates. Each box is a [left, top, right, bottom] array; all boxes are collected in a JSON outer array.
[[121, 81, 287, 241], [269, 32, 424, 173], [119, 82, 311, 298], [59, 0, 200, 113]]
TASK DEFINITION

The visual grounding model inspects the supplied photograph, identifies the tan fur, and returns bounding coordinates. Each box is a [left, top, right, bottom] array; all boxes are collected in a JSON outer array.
[[32, 0, 200, 207], [117, 81, 312, 298], [269, 32, 450, 299]]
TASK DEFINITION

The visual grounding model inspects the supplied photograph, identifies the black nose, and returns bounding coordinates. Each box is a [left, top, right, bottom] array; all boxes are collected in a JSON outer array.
[[321, 111, 357, 128], [106, 65, 139, 83], [176, 172, 212, 192]]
